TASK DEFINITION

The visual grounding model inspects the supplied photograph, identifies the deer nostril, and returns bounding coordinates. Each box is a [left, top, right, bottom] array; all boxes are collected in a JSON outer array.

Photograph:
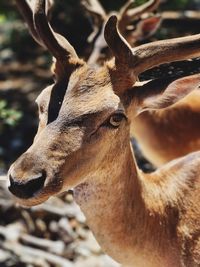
[[8, 171, 46, 199]]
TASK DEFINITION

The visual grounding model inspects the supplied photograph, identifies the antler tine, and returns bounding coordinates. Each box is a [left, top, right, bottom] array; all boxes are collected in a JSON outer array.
[[118, 0, 160, 41], [81, 0, 106, 43], [104, 16, 132, 66], [15, 0, 43, 46], [33, 0, 79, 63], [119, 0, 135, 19], [81, 0, 106, 19], [122, 0, 160, 22], [47, 0, 54, 15], [105, 15, 200, 76], [132, 36, 200, 75]]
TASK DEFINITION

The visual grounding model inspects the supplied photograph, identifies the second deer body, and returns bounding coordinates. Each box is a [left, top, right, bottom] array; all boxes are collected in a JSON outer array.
[[131, 78, 200, 166]]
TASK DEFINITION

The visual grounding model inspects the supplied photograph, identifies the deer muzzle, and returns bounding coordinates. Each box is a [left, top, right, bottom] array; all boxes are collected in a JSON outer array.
[[8, 171, 46, 199]]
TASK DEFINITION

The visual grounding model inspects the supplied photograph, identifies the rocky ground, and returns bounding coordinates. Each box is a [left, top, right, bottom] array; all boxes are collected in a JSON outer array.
[[0, 179, 120, 267]]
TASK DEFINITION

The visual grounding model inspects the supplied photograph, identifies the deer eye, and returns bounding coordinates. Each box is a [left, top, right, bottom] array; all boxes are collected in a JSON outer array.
[[108, 113, 126, 128]]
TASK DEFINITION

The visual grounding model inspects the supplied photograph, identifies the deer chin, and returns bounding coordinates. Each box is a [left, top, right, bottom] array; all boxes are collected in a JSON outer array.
[[13, 193, 50, 207]]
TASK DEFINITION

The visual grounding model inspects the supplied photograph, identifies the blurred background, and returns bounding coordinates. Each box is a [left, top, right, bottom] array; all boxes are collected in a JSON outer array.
[[0, 0, 199, 266]]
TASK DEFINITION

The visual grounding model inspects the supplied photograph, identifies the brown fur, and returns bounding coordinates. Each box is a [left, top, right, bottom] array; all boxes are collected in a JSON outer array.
[[8, 63, 200, 267], [132, 90, 200, 166]]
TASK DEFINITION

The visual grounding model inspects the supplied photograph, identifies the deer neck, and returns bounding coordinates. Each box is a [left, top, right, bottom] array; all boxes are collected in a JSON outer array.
[[74, 143, 180, 267]]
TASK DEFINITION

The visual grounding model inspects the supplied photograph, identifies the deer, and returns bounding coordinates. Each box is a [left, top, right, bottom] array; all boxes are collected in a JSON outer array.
[[8, 0, 200, 266], [82, 0, 162, 64], [131, 78, 200, 166], [84, 0, 200, 167]]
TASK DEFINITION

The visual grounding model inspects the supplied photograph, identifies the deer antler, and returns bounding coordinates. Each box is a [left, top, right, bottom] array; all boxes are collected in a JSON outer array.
[[105, 15, 200, 77], [33, 1, 78, 61], [81, 0, 106, 43], [16, 0, 55, 47], [119, 0, 135, 17], [81, 0, 106, 19], [84, 0, 161, 65], [16, 0, 84, 79], [118, 0, 160, 34], [15, 0, 43, 46], [120, 0, 160, 20]]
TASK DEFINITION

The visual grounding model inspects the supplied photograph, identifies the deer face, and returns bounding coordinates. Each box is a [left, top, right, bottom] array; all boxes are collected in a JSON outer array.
[[9, 61, 200, 207], [9, 0, 200, 206], [8, 64, 132, 206]]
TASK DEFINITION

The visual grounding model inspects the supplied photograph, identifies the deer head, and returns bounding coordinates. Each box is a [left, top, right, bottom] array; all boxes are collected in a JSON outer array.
[[8, 0, 200, 207]]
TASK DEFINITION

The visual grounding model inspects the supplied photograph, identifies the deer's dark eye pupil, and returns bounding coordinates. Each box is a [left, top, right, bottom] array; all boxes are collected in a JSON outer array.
[[109, 114, 124, 127]]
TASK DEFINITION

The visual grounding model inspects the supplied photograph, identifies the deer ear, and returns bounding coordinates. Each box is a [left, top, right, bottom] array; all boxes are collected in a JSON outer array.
[[134, 15, 162, 41], [135, 74, 200, 112]]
